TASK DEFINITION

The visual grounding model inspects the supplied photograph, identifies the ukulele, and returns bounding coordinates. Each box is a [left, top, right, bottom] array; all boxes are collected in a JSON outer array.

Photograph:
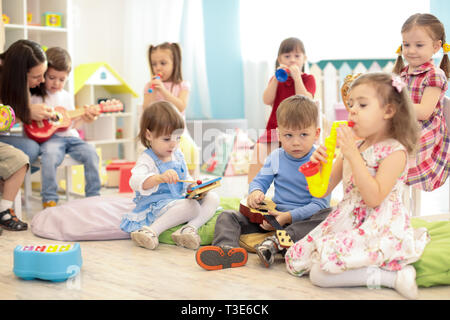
[[24, 99, 123, 143], [239, 197, 286, 229], [239, 197, 295, 248]]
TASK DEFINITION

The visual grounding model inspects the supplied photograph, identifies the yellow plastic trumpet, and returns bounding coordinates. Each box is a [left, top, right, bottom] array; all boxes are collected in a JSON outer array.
[[299, 120, 354, 198]]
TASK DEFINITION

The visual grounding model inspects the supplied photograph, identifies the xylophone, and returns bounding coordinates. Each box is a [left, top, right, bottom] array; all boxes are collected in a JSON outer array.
[[185, 177, 222, 200]]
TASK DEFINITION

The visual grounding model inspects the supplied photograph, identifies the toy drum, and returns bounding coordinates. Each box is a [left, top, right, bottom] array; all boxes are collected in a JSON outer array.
[[13, 243, 82, 282]]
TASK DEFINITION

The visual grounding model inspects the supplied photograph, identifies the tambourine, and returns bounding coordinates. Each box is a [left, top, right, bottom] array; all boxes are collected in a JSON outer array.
[[0, 105, 16, 132]]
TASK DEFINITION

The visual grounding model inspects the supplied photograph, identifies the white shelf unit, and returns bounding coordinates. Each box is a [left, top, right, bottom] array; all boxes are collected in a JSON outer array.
[[2, 0, 73, 92], [75, 83, 137, 162]]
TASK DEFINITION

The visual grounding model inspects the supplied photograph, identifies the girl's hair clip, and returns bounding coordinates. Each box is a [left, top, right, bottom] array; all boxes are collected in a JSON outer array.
[[396, 45, 402, 55], [392, 75, 406, 93], [443, 43, 450, 54]]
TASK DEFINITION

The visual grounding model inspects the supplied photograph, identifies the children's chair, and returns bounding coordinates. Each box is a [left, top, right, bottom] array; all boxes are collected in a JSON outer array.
[[23, 155, 83, 213]]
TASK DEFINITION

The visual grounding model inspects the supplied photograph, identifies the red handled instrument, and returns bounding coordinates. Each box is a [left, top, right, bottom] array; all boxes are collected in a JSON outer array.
[[24, 99, 123, 143]]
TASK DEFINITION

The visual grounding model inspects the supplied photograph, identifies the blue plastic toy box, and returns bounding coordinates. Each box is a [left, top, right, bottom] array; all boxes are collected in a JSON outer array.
[[13, 243, 82, 282]]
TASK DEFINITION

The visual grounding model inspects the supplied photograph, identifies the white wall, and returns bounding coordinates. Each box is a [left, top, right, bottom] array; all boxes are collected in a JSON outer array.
[[72, 0, 127, 80], [240, 0, 430, 63]]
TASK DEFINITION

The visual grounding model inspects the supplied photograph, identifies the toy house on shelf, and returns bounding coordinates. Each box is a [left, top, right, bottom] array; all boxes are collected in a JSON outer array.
[[74, 62, 138, 162]]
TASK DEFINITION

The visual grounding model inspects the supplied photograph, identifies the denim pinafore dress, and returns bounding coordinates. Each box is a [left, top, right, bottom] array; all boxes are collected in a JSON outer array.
[[120, 148, 189, 233]]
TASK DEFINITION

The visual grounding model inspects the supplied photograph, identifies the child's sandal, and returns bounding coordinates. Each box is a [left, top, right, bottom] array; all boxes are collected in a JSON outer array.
[[0, 209, 28, 231]]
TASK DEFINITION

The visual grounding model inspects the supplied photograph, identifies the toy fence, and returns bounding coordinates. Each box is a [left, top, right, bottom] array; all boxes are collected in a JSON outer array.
[[308, 59, 395, 137]]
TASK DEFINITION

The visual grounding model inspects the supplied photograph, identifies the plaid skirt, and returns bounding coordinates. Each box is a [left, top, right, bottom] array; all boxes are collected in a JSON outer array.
[[406, 115, 450, 191]]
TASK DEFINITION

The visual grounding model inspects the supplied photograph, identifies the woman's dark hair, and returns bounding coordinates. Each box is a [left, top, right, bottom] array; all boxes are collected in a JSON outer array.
[[0, 39, 46, 124]]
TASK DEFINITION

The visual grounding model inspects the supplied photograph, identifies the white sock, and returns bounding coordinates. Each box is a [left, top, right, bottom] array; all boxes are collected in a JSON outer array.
[[310, 264, 396, 289], [0, 199, 13, 212], [394, 265, 419, 300], [310, 263, 418, 299]]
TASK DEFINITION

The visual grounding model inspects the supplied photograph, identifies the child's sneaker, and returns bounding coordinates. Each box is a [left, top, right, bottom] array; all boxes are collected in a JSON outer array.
[[43, 200, 57, 209], [171, 225, 201, 250], [131, 226, 159, 250], [254, 235, 280, 268], [196, 245, 248, 271]]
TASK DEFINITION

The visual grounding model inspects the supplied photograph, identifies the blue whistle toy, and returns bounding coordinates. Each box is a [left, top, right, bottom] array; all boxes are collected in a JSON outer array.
[[275, 68, 290, 82]]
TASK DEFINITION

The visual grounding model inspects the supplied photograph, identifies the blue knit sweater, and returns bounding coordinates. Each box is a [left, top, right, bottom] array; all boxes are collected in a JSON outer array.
[[248, 147, 330, 222]]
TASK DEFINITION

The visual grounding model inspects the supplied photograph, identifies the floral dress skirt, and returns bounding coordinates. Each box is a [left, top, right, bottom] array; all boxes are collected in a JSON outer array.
[[285, 139, 430, 276]]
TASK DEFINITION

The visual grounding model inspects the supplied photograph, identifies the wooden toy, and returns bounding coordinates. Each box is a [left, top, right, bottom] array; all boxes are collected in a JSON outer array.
[[240, 197, 295, 245], [0, 105, 15, 132], [185, 177, 221, 200], [13, 243, 82, 282], [179, 179, 202, 185], [276, 230, 294, 248], [42, 12, 62, 28], [239, 197, 283, 230], [24, 100, 123, 143]]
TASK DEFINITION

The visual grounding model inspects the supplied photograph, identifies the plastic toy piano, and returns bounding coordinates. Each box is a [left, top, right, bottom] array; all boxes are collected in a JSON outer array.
[[13, 243, 82, 282]]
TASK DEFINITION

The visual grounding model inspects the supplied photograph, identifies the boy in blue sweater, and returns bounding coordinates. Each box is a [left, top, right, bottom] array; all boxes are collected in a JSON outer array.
[[196, 95, 330, 271]]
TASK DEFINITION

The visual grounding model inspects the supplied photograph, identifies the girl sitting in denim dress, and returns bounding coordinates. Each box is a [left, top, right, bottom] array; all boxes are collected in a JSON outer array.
[[120, 101, 219, 250]]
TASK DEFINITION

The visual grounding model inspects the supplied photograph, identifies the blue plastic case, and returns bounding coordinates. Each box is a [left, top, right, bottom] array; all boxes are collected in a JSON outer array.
[[13, 243, 82, 282]]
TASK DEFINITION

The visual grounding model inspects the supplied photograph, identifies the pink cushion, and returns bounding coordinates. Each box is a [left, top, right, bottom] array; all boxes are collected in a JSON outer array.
[[31, 196, 134, 241]]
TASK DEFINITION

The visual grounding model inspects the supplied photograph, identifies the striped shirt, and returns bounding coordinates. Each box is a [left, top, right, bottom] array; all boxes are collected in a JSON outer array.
[[400, 60, 449, 191]]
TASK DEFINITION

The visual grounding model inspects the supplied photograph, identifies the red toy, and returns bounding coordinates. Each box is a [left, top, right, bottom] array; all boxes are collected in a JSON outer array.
[[24, 100, 123, 143], [147, 73, 162, 93]]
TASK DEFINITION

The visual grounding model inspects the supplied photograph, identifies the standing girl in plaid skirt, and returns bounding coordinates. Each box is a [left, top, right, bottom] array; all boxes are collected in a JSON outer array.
[[393, 13, 450, 191]]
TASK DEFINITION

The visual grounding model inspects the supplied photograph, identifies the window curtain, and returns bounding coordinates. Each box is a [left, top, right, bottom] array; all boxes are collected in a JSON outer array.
[[123, 0, 211, 119], [239, 0, 430, 131], [180, 0, 212, 119]]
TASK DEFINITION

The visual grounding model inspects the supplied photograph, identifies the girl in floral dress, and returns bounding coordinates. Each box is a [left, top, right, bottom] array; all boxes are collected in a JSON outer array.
[[285, 73, 430, 299]]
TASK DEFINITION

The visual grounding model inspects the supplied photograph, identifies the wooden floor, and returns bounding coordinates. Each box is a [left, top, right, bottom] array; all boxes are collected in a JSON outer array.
[[1, 175, 450, 300], [1, 224, 450, 300]]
